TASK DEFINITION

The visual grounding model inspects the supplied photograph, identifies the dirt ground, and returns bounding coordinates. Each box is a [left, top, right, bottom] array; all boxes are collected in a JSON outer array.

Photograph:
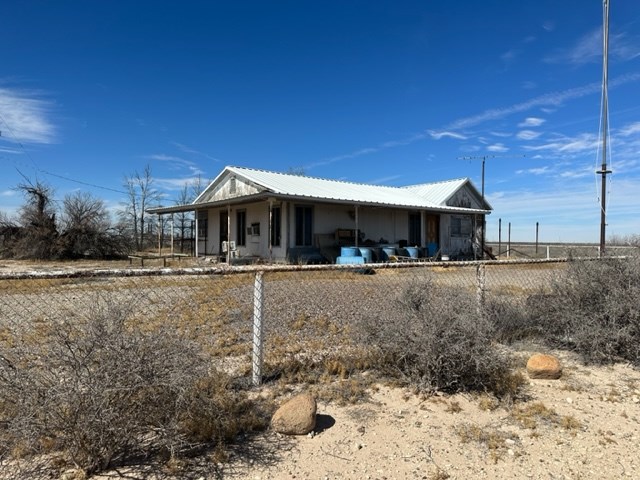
[[2, 260, 638, 479], [218, 348, 639, 480]]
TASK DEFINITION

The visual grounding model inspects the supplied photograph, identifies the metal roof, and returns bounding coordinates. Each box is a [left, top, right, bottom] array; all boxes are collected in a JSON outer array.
[[151, 166, 491, 214], [403, 178, 492, 210]]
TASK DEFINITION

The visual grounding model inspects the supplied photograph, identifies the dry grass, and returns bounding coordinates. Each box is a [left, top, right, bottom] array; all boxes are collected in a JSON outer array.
[[454, 423, 517, 463]]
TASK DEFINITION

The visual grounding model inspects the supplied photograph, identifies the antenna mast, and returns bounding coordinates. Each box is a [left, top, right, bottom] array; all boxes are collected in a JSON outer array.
[[597, 0, 612, 256]]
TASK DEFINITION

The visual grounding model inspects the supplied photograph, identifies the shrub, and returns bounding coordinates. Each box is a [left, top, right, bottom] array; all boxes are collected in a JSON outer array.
[[358, 279, 522, 397], [0, 298, 269, 475], [528, 256, 640, 365]]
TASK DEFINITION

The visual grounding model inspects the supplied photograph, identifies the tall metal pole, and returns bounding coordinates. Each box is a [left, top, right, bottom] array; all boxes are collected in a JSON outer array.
[[498, 218, 502, 259], [597, 0, 612, 256]]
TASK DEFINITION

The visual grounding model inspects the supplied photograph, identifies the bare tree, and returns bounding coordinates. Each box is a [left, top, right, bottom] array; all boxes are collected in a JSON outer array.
[[13, 177, 58, 259], [119, 165, 160, 251], [57, 191, 124, 258]]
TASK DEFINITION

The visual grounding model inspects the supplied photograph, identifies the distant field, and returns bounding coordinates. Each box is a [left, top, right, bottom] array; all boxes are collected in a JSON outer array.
[[485, 241, 637, 259]]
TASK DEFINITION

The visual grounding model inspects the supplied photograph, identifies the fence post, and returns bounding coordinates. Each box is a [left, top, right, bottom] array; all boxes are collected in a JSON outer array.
[[476, 264, 486, 318], [252, 271, 265, 386]]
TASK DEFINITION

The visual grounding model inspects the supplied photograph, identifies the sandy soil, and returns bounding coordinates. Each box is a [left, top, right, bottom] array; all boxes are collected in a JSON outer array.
[[222, 349, 639, 480]]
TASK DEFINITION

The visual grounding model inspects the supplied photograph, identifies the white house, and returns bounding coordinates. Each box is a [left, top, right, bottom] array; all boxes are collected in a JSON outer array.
[[149, 166, 492, 263]]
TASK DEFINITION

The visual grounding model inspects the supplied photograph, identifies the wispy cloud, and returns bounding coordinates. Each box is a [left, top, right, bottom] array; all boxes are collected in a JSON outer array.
[[545, 28, 640, 65], [1, 190, 16, 197], [518, 117, 545, 127], [447, 74, 640, 131], [559, 164, 594, 178], [0, 87, 56, 144], [524, 133, 599, 154], [154, 176, 206, 191], [542, 20, 555, 32], [501, 48, 521, 63], [618, 121, 640, 136], [487, 143, 509, 153], [145, 153, 205, 175], [517, 130, 542, 140], [0, 146, 23, 154], [490, 131, 512, 138], [171, 141, 221, 162], [308, 75, 640, 170], [516, 166, 551, 175], [306, 133, 427, 169], [428, 130, 467, 140]]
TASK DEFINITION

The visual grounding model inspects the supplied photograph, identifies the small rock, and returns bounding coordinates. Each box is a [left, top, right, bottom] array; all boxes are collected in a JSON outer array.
[[566, 397, 573, 404], [271, 392, 317, 435], [526, 353, 562, 379]]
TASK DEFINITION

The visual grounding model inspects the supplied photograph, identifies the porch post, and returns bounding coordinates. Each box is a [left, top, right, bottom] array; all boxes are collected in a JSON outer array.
[[227, 204, 231, 263], [170, 213, 174, 256], [268, 199, 273, 261], [194, 209, 199, 257], [355, 205, 359, 249]]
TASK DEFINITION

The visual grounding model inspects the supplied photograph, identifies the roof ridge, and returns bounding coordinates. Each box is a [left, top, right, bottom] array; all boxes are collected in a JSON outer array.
[[227, 165, 409, 190]]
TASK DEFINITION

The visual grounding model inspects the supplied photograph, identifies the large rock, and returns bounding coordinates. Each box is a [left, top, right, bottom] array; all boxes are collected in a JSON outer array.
[[526, 353, 562, 379], [271, 393, 317, 435]]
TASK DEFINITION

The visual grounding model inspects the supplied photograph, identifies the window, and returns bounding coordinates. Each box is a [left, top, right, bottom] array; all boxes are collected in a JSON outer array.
[[408, 212, 421, 246], [295, 205, 313, 246], [270, 206, 281, 247], [229, 177, 236, 194], [236, 210, 246, 246], [197, 210, 208, 238], [451, 216, 472, 237]]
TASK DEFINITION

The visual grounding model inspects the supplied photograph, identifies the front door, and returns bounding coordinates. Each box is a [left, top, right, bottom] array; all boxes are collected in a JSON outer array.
[[425, 214, 440, 256]]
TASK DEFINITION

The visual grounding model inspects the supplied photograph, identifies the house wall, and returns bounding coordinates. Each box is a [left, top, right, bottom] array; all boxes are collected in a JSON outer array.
[[196, 200, 482, 262], [198, 203, 287, 260]]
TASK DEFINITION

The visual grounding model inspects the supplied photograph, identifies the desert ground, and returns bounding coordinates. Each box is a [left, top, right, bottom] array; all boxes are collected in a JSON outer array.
[[214, 348, 639, 480]]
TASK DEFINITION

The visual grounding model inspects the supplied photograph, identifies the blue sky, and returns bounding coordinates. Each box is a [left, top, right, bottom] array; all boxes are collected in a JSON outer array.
[[1, 1, 638, 242]]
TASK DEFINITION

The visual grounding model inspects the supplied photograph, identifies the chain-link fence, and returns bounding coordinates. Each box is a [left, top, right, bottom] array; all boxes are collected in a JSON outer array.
[[0, 259, 568, 385]]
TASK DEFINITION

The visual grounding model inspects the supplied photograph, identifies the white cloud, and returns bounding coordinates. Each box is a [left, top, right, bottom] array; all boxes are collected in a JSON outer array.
[[501, 48, 521, 63], [0, 87, 56, 144], [145, 153, 205, 175], [490, 131, 512, 138], [1, 190, 16, 197], [447, 73, 640, 132], [545, 28, 640, 65], [487, 143, 509, 153], [542, 21, 555, 32], [521, 80, 537, 90], [519, 117, 545, 127], [618, 122, 640, 137], [171, 141, 221, 162], [155, 176, 206, 191], [517, 130, 542, 140], [516, 166, 550, 175], [524, 133, 599, 154], [428, 130, 467, 140]]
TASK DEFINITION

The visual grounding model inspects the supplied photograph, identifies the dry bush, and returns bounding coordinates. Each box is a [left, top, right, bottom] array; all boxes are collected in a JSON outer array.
[[0, 297, 270, 476], [527, 257, 640, 365], [485, 298, 542, 344], [357, 279, 523, 397]]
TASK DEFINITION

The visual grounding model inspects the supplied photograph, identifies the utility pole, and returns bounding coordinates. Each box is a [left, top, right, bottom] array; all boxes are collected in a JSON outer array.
[[458, 154, 524, 259], [597, 0, 612, 256]]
